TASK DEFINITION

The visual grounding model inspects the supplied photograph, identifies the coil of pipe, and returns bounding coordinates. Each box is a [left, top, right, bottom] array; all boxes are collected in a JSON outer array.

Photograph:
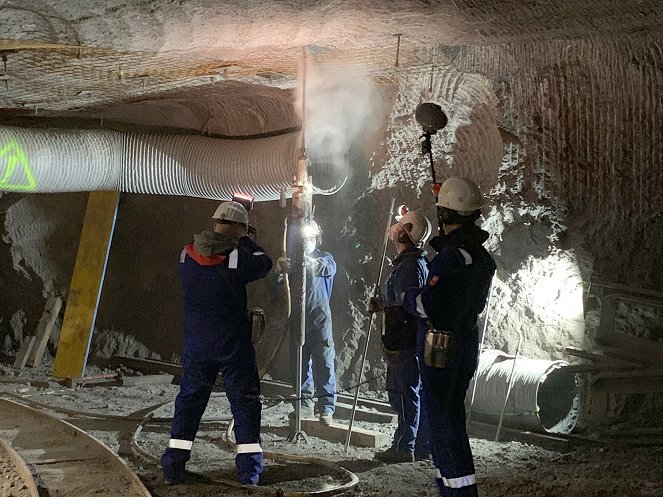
[[0, 125, 347, 200], [468, 349, 580, 434]]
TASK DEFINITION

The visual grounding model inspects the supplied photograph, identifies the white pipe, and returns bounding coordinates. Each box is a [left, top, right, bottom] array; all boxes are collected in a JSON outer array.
[[495, 335, 522, 441], [0, 125, 347, 200], [468, 349, 580, 434]]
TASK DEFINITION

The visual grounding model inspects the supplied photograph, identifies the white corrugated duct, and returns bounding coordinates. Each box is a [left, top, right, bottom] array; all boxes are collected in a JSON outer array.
[[468, 349, 580, 434], [0, 125, 347, 200]]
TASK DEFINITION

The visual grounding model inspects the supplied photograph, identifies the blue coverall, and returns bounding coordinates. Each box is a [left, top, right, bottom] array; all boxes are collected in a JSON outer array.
[[292, 249, 337, 415], [382, 248, 430, 459], [403, 225, 495, 497], [161, 234, 272, 485]]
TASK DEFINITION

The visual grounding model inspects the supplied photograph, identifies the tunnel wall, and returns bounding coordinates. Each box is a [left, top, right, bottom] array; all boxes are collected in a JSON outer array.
[[2, 35, 662, 397]]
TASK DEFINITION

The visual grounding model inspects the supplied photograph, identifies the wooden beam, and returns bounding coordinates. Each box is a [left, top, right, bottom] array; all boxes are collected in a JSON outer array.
[[289, 418, 390, 448], [12, 336, 35, 369], [597, 332, 663, 363], [563, 364, 639, 374], [120, 374, 174, 387], [52, 191, 120, 378], [109, 355, 183, 376], [26, 297, 62, 367]]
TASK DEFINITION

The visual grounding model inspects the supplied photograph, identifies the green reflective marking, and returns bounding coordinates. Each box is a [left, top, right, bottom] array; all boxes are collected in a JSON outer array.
[[0, 139, 36, 191]]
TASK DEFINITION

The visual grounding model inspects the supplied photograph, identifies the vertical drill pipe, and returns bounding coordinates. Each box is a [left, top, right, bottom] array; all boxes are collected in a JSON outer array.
[[344, 197, 396, 455], [495, 335, 523, 442], [289, 46, 311, 441], [466, 279, 495, 428], [283, 218, 292, 318], [294, 232, 308, 434]]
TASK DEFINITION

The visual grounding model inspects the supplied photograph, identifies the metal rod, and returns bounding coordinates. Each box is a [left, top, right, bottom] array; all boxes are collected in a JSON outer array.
[[293, 233, 308, 438], [394, 34, 402, 67], [467, 279, 495, 428], [283, 218, 291, 318], [287, 48, 311, 443], [344, 197, 395, 455], [495, 334, 523, 442], [300, 46, 307, 159]]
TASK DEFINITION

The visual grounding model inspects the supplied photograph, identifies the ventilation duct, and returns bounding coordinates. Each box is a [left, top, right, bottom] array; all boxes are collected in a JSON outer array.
[[469, 349, 580, 435], [0, 125, 347, 200]]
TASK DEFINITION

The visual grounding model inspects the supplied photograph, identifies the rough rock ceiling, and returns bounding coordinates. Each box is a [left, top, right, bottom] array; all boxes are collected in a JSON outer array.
[[0, 0, 662, 118]]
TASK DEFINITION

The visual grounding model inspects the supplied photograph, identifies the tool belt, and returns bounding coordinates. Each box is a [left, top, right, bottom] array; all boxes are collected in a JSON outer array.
[[424, 321, 454, 368]]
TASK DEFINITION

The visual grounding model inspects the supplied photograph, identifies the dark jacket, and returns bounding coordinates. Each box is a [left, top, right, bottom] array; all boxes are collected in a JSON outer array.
[[403, 225, 495, 369], [382, 248, 428, 351], [179, 233, 272, 361]]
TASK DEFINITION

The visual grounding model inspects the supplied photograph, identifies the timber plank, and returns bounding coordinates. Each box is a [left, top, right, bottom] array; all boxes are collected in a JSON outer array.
[[289, 418, 390, 447], [52, 192, 120, 378], [26, 297, 62, 367], [13, 336, 36, 369]]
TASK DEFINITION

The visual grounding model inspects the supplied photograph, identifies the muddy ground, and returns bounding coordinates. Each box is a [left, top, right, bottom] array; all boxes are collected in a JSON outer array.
[[1, 361, 662, 497]]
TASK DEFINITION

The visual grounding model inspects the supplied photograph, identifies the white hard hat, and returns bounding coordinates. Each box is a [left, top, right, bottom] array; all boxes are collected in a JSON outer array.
[[436, 177, 484, 214], [212, 201, 249, 226], [303, 220, 322, 238], [399, 210, 432, 247]]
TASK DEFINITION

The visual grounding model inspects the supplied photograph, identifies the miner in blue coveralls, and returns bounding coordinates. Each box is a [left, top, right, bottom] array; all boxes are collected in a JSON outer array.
[[402, 178, 496, 497], [161, 201, 273, 486], [369, 208, 432, 463], [277, 220, 337, 425]]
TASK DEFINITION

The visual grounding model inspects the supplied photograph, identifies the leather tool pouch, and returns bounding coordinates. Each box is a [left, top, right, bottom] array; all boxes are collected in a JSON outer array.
[[424, 321, 454, 368]]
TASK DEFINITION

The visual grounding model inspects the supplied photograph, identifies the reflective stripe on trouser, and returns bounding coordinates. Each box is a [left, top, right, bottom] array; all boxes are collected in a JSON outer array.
[[160, 366, 215, 480], [168, 439, 193, 450], [223, 356, 263, 485], [161, 340, 263, 485], [435, 473, 478, 497], [235, 442, 264, 485], [420, 361, 477, 497]]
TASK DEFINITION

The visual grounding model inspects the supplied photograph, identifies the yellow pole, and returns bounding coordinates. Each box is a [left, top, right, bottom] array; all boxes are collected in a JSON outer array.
[[52, 191, 120, 378]]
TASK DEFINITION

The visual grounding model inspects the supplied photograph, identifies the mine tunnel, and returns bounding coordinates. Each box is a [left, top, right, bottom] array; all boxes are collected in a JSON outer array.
[[1, 2, 662, 497]]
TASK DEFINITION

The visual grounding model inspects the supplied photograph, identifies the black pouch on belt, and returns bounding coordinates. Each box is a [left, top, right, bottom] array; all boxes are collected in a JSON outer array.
[[424, 321, 454, 368], [382, 306, 418, 352]]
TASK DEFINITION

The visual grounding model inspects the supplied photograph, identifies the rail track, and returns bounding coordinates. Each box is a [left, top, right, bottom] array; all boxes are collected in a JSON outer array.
[[0, 397, 152, 497], [0, 391, 360, 497]]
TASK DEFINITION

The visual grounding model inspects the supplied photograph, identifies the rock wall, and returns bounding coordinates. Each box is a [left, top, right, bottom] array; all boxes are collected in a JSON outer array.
[[2, 34, 662, 398]]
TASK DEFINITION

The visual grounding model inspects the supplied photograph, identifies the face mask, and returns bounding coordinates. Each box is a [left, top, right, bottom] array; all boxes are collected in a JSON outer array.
[[305, 238, 317, 255]]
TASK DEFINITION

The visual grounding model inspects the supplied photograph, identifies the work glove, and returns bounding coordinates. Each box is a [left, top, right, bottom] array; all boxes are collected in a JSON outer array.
[[367, 296, 384, 314], [275, 256, 290, 274]]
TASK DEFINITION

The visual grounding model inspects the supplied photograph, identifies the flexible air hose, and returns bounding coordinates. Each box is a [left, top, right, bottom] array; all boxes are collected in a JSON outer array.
[[468, 349, 580, 434], [130, 405, 359, 497], [0, 125, 346, 200]]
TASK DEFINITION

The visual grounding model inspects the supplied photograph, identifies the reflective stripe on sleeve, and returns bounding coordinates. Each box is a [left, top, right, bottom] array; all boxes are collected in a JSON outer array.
[[180, 248, 187, 263], [252, 251, 265, 256], [434, 469, 476, 488], [168, 439, 193, 450], [457, 247, 473, 265], [415, 294, 428, 318], [228, 248, 239, 269], [236, 443, 263, 454]]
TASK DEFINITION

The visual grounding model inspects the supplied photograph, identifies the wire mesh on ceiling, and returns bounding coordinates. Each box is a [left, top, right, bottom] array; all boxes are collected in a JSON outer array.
[[0, 38, 442, 115]]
